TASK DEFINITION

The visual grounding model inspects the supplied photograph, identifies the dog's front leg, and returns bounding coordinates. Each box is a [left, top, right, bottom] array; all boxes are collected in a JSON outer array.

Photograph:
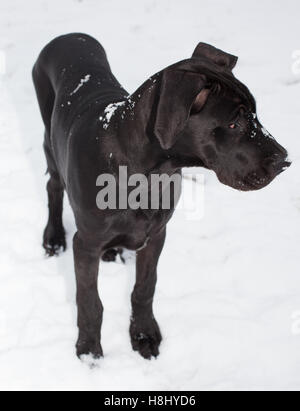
[[73, 232, 103, 359], [130, 228, 166, 359]]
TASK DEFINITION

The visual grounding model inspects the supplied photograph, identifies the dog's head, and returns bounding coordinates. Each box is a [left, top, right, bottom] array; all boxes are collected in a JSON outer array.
[[153, 43, 291, 191]]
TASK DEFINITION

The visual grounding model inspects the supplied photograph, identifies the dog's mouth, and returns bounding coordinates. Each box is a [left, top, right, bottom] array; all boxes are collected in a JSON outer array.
[[235, 159, 291, 191], [217, 170, 271, 192], [237, 174, 270, 191], [273, 160, 292, 175]]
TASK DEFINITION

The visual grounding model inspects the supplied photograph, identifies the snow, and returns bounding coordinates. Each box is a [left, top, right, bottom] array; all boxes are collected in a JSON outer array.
[[70, 74, 91, 95], [0, 0, 300, 391], [101, 101, 126, 129]]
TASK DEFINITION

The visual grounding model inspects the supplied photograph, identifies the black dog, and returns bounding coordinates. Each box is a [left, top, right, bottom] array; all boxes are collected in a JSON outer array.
[[33, 33, 290, 361]]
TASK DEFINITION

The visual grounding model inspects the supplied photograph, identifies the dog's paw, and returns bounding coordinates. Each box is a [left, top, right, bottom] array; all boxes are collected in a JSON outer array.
[[76, 339, 103, 364], [130, 318, 162, 360], [102, 248, 125, 263], [79, 353, 102, 369], [102, 249, 118, 262], [43, 224, 66, 257]]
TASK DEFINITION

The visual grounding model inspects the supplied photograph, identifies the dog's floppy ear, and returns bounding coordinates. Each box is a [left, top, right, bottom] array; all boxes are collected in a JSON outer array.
[[193, 43, 238, 71], [154, 70, 207, 150]]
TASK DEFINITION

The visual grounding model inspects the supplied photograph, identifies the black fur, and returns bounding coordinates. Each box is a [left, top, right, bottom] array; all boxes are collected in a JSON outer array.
[[33, 34, 290, 360]]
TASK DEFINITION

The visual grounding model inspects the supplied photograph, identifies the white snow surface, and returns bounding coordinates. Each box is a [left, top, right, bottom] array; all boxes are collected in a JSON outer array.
[[0, 0, 300, 391]]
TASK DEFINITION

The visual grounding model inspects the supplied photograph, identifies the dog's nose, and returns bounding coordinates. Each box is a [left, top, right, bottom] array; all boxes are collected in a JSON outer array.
[[263, 156, 291, 176]]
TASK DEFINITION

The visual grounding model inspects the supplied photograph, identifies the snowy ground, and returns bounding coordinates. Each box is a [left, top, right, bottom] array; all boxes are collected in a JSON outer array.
[[0, 0, 300, 391]]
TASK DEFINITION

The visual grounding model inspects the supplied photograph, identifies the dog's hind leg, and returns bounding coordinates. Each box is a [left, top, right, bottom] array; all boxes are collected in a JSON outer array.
[[32, 62, 66, 256], [102, 248, 125, 263], [130, 228, 166, 359], [43, 141, 66, 256]]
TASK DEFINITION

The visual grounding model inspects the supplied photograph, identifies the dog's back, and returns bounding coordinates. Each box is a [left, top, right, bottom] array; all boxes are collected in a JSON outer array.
[[33, 33, 128, 127], [32, 33, 128, 186], [33, 33, 126, 99]]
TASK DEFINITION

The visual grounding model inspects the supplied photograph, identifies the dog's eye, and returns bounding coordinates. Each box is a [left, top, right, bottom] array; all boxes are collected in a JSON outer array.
[[229, 123, 237, 129]]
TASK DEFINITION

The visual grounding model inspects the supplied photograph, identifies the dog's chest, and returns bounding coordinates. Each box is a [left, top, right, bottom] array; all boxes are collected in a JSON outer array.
[[109, 208, 173, 251]]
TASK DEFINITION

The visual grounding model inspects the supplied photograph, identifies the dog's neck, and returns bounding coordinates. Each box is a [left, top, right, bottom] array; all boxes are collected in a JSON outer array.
[[102, 74, 206, 177]]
